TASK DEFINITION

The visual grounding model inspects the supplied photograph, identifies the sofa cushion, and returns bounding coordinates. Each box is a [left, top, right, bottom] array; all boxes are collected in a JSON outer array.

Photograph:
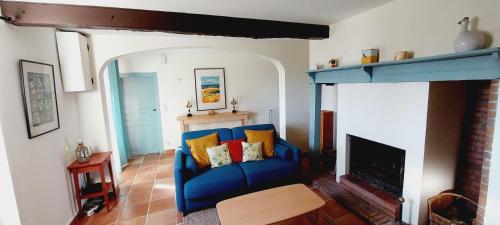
[[232, 124, 276, 140], [206, 143, 232, 168], [238, 157, 298, 188], [186, 133, 219, 168], [184, 164, 247, 200], [242, 141, 264, 162], [181, 128, 233, 156], [221, 139, 244, 163], [245, 130, 275, 157]]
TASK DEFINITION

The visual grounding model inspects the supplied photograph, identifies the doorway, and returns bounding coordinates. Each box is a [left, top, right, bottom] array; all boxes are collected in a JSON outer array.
[[120, 73, 164, 156]]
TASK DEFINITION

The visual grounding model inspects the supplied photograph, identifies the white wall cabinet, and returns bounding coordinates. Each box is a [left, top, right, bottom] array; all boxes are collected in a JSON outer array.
[[56, 31, 94, 92]]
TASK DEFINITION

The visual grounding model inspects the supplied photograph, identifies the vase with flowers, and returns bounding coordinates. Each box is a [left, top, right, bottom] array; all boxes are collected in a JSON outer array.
[[231, 97, 238, 113], [186, 100, 193, 117]]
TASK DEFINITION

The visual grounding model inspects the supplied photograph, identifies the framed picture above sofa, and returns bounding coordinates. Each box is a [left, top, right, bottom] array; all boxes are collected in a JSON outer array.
[[194, 68, 227, 111], [19, 60, 60, 138]]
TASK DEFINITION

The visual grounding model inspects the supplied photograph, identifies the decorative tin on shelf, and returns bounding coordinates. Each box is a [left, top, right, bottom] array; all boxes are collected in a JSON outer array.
[[394, 51, 413, 60], [361, 49, 379, 64], [329, 58, 339, 68], [75, 138, 92, 163]]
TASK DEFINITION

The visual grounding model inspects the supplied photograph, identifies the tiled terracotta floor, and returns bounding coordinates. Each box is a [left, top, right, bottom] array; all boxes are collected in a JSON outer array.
[[75, 151, 181, 225], [74, 152, 367, 225]]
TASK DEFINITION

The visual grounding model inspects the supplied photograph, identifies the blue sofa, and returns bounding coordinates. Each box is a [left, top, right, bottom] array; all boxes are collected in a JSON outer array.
[[174, 124, 301, 213]]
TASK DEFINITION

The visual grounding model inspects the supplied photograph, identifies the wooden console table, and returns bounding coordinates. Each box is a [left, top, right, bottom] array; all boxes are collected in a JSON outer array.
[[67, 152, 116, 216], [177, 111, 250, 132]]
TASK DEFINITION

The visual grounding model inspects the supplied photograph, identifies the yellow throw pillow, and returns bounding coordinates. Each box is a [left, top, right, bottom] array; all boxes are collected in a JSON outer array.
[[186, 132, 219, 168], [244, 130, 275, 157]]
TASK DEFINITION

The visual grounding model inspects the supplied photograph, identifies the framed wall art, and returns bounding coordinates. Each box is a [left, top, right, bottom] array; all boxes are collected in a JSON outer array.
[[194, 68, 227, 111], [19, 60, 60, 138]]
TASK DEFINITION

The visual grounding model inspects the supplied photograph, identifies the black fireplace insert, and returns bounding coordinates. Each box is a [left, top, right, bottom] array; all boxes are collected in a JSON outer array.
[[348, 135, 406, 197]]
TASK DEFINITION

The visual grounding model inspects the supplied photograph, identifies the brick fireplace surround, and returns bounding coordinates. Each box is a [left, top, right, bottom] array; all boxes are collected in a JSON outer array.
[[458, 80, 498, 225]]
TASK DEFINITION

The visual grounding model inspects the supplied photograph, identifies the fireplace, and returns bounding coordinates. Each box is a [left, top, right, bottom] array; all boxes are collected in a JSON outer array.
[[332, 82, 497, 224], [348, 135, 406, 197], [338, 135, 407, 221]]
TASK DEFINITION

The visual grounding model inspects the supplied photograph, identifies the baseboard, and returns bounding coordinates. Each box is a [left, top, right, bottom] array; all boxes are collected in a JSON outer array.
[[67, 212, 80, 225]]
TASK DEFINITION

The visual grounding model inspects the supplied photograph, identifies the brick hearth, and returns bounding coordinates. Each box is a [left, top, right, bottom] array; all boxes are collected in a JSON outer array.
[[313, 174, 406, 225], [339, 174, 402, 222]]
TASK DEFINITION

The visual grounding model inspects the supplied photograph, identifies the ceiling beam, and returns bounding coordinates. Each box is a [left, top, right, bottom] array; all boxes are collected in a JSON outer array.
[[0, 1, 329, 39]]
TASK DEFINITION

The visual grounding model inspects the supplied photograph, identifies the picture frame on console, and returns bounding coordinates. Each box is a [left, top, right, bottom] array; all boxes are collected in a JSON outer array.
[[19, 60, 60, 139], [194, 68, 227, 111]]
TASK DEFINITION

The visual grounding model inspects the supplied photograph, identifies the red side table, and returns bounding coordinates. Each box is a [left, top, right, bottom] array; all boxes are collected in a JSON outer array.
[[68, 152, 116, 215]]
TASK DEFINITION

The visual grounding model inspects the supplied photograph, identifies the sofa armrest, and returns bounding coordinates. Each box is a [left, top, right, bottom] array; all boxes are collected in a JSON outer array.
[[174, 148, 187, 213], [274, 144, 292, 160], [278, 138, 302, 167], [174, 147, 185, 171]]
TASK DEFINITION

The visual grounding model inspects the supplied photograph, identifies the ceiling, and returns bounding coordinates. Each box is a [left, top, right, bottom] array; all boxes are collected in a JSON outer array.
[[9, 0, 394, 25]]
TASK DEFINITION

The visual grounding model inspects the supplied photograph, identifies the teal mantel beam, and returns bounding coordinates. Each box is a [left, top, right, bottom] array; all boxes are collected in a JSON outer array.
[[314, 66, 371, 84], [307, 47, 500, 172], [308, 47, 500, 84]]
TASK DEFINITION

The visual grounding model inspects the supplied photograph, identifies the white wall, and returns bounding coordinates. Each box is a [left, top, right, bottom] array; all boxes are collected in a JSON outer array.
[[321, 85, 337, 112], [336, 83, 429, 224], [484, 84, 500, 225], [118, 50, 279, 149], [0, 123, 21, 225], [77, 31, 309, 157], [0, 23, 81, 225]]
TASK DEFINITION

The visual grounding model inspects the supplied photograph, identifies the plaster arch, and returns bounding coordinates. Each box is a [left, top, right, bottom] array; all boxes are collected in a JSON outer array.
[[97, 46, 287, 168], [77, 33, 309, 174]]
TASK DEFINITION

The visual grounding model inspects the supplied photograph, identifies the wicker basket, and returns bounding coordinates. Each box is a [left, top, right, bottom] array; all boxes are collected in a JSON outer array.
[[428, 191, 478, 225]]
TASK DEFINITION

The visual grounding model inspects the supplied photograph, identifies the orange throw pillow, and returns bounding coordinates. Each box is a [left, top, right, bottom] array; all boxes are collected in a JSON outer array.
[[186, 132, 219, 168], [244, 130, 275, 157]]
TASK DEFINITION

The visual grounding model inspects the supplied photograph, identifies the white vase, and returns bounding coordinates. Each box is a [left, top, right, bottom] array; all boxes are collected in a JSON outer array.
[[454, 17, 485, 53]]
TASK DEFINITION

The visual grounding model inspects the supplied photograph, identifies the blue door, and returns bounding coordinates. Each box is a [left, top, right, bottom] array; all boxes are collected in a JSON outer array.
[[120, 73, 164, 156]]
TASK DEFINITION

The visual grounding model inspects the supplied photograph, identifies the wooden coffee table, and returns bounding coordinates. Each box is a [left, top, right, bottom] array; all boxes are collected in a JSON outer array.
[[216, 184, 325, 225]]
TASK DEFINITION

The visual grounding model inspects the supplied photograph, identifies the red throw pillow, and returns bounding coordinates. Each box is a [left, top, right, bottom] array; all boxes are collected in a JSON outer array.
[[221, 139, 244, 163]]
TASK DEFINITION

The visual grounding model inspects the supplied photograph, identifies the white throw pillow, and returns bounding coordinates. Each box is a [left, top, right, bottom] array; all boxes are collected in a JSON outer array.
[[206, 143, 232, 168], [242, 141, 264, 162]]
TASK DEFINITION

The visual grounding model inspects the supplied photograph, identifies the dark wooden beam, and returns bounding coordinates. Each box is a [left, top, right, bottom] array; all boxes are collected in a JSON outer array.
[[0, 1, 329, 39]]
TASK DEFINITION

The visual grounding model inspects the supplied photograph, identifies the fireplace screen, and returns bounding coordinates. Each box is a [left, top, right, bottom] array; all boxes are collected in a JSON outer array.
[[348, 135, 406, 197]]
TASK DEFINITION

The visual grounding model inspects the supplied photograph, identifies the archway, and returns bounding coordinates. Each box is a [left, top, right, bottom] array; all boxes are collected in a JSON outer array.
[[98, 46, 287, 169]]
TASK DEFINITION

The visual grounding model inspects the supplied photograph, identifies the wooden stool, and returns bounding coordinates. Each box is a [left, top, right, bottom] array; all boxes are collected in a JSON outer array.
[[68, 152, 116, 216]]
